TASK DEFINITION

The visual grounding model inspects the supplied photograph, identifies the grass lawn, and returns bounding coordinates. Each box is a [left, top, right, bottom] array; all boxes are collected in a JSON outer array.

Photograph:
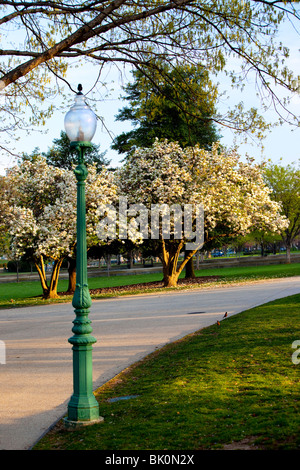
[[34, 293, 300, 450], [0, 262, 300, 309]]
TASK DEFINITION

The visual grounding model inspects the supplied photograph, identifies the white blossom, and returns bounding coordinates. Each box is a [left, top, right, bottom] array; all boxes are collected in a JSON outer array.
[[116, 140, 288, 242], [6, 156, 117, 262]]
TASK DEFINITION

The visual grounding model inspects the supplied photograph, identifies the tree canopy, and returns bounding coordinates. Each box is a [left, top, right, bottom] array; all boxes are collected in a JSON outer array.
[[44, 131, 110, 170], [21, 131, 110, 170], [0, 1, 299, 154], [264, 161, 300, 262]]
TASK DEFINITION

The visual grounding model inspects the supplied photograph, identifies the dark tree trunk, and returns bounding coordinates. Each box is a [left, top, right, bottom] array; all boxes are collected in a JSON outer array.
[[67, 258, 76, 293], [184, 250, 195, 279]]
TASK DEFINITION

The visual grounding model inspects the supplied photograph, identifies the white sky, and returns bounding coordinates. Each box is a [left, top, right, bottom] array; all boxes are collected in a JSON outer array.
[[0, 15, 299, 174]]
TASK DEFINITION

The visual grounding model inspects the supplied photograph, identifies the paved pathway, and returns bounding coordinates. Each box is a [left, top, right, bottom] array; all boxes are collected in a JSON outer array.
[[1, 277, 300, 450]]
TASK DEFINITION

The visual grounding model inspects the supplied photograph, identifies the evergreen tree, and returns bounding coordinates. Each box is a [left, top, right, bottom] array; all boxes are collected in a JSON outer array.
[[112, 64, 220, 155], [45, 131, 110, 171]]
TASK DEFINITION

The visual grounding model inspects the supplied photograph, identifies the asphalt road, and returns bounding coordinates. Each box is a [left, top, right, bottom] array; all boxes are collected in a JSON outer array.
[[1, 276, 300, 450]]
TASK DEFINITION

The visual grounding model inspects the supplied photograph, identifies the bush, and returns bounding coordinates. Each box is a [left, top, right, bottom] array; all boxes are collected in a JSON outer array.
[[7, 260, 37, 273]]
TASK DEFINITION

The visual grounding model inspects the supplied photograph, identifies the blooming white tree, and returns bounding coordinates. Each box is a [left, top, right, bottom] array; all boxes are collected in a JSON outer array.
[[117, 140, 288, 287], [5, 156, 117, 298]]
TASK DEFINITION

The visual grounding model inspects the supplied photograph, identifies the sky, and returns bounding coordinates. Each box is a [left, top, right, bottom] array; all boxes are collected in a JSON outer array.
[[0, 14, 299, 175]]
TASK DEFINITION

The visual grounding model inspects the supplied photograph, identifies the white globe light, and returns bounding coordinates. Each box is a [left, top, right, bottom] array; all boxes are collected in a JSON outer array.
[[64, 85, 97, 142]]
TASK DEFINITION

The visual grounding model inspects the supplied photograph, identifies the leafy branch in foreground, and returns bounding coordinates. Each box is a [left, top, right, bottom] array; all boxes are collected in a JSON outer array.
[[0, 1, 299, 153]]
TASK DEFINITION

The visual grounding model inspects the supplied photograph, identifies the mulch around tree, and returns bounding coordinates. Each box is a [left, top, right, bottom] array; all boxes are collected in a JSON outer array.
[[59, 275, 220, 296]]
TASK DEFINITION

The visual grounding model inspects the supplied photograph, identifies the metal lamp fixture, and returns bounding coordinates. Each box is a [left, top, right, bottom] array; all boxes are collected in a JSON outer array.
[[64, 85, 103, 429], [64, 84, 97, 143]]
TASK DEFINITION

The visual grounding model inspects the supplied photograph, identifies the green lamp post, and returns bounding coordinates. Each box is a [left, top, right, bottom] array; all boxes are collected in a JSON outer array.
[[63, 84, 103, 429]]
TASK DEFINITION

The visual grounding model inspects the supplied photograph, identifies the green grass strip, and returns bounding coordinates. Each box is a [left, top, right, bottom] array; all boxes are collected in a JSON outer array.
[[1, 262, 300, 309]]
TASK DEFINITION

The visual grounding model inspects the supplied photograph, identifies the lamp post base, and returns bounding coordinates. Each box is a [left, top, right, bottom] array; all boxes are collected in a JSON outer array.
[[64, 416, 104, 431]]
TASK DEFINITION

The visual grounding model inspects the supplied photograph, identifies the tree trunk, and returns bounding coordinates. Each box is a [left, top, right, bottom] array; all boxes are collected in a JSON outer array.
[[47, 258, 63, 298], [127, 250, 134, 269], [161, 239, 201, 287], [196, 251, 200, 270], [163, 272, 180, 287], [286, 244, 291, 263], [281, 233, 292, 264], [35, 255, 49, 297], [106, 253, 111, 276], [161, 239, 181, 287], [67, 258, 76, 293], [162, 253, 181, 287], [35, 256, 63, 299], [184, 250, 195, 279]]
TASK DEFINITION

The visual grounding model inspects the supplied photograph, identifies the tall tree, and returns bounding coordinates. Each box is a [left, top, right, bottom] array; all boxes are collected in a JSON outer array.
[[112, 64, 220, 155], [0, 1, 299, 154], [4, 156, 117, 298], [116, 140, 288, 287], [112, 63, 220, 278], [264, 162, 300, 263], [21, 132, 110, 290]]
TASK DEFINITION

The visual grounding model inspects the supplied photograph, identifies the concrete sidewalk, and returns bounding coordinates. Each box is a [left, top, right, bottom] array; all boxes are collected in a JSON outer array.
[[1, 276, 300, 450]]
